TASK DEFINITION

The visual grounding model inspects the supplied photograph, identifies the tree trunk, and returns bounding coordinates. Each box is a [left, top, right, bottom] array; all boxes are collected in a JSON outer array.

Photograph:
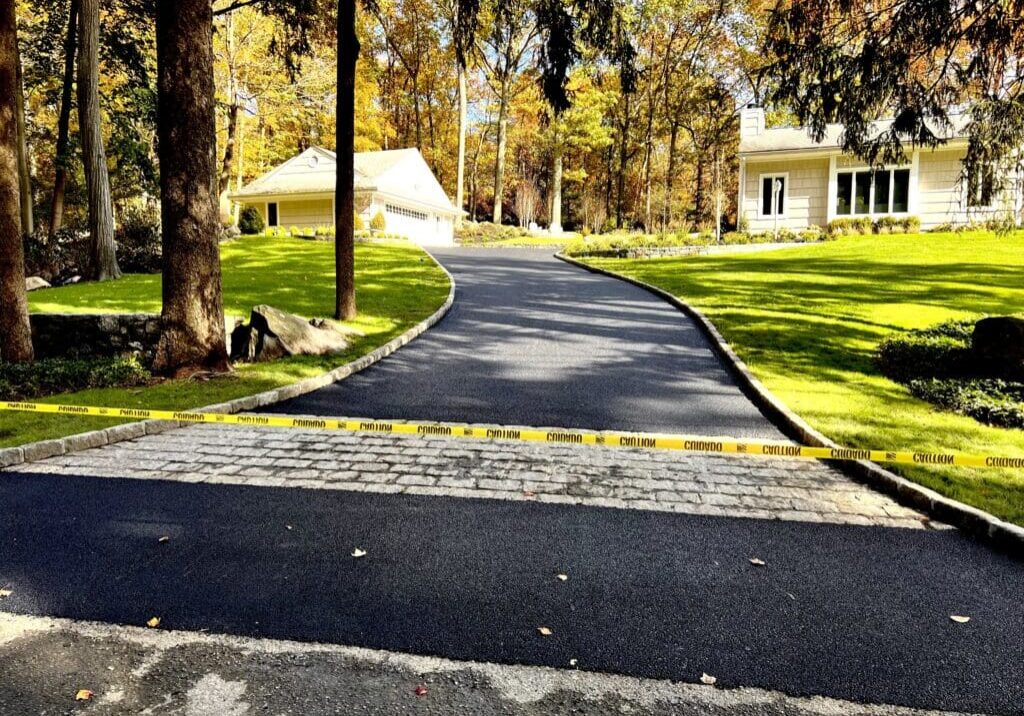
[[616, 99, 630, 229], [0, 2, 33, 362], [455, 62, 467, 227], [218, 11, 239, 200], [694, 154, 705, 225], [15, 42, 32, 237], [49, 0, 79, 236], [153, 0, 228, 376], [550, 152, 563, 233], [492, 88, 508, 224], [78, 0, 120, 281], [334, 0, 358, 320], [663, 121, 677, 230]]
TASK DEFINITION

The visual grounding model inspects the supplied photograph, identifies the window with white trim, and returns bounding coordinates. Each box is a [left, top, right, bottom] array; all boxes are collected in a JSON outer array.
[[385, 204, 428, 221], [835, 168, 910, 216], [759, 174, 786, 217]]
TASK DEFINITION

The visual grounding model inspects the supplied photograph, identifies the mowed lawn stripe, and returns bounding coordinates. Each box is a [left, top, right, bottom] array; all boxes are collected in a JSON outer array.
[[586, 231, 1024, 526]]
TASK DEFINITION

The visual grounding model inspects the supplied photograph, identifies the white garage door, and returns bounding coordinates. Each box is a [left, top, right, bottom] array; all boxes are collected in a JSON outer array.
[[385, 204, 430, 241]]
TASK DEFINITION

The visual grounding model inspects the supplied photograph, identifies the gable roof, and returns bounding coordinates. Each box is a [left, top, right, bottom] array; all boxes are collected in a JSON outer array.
[[229, 146, 458, 215], [740, 114, 972, 157]]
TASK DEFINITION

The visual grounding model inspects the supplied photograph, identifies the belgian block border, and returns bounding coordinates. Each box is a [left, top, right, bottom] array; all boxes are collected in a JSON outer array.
[[0, 252, 456, 471], [556, 252, 1024, 555]]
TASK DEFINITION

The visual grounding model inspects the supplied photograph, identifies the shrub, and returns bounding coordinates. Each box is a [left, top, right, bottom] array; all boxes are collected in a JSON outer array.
[[800, 225, 824, 242], [876, 319, 976, 382], [906, 378, 1024, 430], [116, 205, 163, 273], [721, 231, 750, 245], [370, 211, 387, 232], [905, 216, 921, 234], [354, 213, 365, 231], [238, 205, 264, 235], [0, 354, 150, 401], [875, 317, 1024, 429], [23, 228, 90, 283]]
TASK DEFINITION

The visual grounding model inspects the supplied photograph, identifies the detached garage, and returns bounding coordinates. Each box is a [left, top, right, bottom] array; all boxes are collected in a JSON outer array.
[[229, 146, 460, 247]]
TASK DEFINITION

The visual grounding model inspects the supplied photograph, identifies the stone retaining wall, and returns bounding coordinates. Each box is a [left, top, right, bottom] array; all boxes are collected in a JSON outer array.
[[30, 313, 162, 364]]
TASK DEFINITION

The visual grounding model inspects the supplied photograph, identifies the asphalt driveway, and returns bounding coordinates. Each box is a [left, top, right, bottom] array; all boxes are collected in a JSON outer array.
[[273, 248, 780, 438]]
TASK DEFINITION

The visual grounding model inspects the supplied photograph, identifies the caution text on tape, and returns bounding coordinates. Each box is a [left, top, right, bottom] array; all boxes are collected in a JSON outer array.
[[2, 400, 1022, 469]]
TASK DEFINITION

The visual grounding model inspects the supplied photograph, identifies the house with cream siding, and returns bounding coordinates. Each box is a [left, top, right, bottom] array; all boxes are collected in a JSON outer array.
[[737, 107, 1022, 233], [229, 146, 460, 246]]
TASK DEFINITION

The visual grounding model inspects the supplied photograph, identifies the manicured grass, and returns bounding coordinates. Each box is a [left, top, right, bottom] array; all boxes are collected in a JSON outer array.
[[3, 235, 450, 448], [585, 231, 1024, 526]]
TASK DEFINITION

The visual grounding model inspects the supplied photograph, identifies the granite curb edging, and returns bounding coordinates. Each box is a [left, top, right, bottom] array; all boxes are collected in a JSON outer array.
[[0, 250, 457, 472], [556, 252, 1024, 554]]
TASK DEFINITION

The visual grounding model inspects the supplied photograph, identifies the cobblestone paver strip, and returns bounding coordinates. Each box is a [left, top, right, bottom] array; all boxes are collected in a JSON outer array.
[[7, 423, 936, 528]]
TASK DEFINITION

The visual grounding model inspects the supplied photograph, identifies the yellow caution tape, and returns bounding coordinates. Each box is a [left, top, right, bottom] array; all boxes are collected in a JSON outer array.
[[2, 400, 1022, 469]]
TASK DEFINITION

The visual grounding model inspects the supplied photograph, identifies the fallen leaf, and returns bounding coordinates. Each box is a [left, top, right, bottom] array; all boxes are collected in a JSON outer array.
[[523, 490, 536, 498], [569, 658, 578, 667], [351, 548, 367, 558], [146, 617, 161, 628], [414, 685, 428, 697], [75, 689, 94, 701], [700, 673, 717, 686], [537, 626, 553, 636], [158, 536, 170, 543], [556, 574, 568, 582], [950, 615, 971, 624], [748, 558, 766, 567], [286, 525, 293, 531], [0, 589, 11, 598]]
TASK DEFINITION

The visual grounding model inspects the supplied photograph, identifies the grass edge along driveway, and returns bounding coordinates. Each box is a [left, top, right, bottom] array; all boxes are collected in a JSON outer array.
[[3, 236, 450, 449], [584, 231, 1024, 527]]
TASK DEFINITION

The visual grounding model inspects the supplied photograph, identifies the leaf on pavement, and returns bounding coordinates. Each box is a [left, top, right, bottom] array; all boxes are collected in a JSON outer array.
[[75, 689, 94, 701], [0, 589, 11, 598], [523, 490, 537, 498], [146, 617, 161, 628], [351, 548, 367, 558], [537, 626, 553, 636], [556, 574, 568, 582], [569, 658, 578, 667], [700, 673, 717, 686], [414, 685, 428, 697], [950, 615, 971, 623], [158, 536, 170, 543], [748, 558, 766, 566]]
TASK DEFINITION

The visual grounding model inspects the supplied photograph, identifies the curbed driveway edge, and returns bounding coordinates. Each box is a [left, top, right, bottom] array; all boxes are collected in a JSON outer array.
[[556, 252, 1024, 554], [0, 250, 456, 472]]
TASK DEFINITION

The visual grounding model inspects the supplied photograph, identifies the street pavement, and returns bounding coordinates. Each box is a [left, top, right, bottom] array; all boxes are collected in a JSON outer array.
[[1, 248, 1021, 715], [271, 248, 782, 438]]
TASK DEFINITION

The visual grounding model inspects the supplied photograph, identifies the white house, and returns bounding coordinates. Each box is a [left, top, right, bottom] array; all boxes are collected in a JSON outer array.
[[737, 107, 1022, 233], [229, 146, 460, 246]]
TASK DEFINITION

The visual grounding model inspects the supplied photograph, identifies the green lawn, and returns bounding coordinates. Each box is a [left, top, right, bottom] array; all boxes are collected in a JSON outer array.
[[585, 232, 1024, 526], [3, 235, 450, 448]]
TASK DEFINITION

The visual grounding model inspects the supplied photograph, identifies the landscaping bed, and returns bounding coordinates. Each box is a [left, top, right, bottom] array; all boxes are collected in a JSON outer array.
[[3, 235, 450, 448], [877, 318, 1024, 430], [582, 231, 1024, 526]]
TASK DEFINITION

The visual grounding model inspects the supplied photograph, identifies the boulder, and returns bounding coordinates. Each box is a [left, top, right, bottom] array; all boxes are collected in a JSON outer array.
[[232, 305, 351, 362], [25, 276, 51, 291], [972, 316, 1024, 376]]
